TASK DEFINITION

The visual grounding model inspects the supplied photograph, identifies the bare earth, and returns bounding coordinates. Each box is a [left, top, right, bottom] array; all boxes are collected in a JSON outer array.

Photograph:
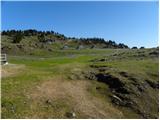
[[29, 78, 124, 118], [1, 64, 25, 78]]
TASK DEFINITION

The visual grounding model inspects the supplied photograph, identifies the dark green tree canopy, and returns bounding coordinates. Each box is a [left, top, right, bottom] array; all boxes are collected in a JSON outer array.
[[12, 33, 23, 43], [2, 29, 129, 48]]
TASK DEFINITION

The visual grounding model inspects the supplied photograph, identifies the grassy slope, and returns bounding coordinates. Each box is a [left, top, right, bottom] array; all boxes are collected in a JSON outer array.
[[1, 48, 159, 118]]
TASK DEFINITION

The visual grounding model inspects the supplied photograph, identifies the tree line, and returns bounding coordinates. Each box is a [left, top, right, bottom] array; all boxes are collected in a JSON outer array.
[[1, 29, 129, 48], [2, 29, 65, 37], [2, 29, 67, 43]]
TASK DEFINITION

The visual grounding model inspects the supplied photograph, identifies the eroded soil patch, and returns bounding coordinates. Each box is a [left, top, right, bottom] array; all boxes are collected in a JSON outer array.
[[82, 65, 159, 118], [29, 79, 123, 118], [1, 64, 25, 78]]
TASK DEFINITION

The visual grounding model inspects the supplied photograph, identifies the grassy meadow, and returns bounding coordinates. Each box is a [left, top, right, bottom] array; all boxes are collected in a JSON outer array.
[[1, 48, 159, 118]]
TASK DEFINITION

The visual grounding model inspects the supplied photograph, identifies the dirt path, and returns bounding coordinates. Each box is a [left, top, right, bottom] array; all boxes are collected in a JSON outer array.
[[29, 78, 124, 118], [1, 64, 25, 78]]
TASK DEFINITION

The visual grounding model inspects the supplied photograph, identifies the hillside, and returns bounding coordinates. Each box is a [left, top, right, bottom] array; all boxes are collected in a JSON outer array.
[[1, 29, 129, 55], [1, 30, 159, 119]]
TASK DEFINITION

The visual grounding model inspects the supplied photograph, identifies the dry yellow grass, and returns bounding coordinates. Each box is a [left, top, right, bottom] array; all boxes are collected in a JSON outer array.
[[29, 78, 124, 118], [1, 64, 25, 78]]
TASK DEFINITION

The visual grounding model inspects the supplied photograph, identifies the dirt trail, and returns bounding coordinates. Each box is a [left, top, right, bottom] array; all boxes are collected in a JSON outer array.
[[30, 78, 124, 118], [1, 64, 25, 78]]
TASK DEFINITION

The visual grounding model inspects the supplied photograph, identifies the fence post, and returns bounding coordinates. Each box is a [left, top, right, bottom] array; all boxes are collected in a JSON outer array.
[[1, 54, 7, 65]]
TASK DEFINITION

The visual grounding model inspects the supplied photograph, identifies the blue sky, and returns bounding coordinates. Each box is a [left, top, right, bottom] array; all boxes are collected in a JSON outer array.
[[1, 1, 158, 48]]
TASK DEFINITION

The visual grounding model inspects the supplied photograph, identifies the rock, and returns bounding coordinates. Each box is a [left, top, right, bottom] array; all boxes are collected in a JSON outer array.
[[119, 72, 129, 78], [111, 94, 124, 106], [76, 45, 84, 50], [96, 86, 101, 90], [45, 99, 52, 104], [83, 71, 97, 80], [137, 85, 145, 92], [96, 73, 123, 88], [62, 45, 69, 50], [111, 94, 134, 107], [66, 112, 76, 118], [145, 80, 159, 89], [111, 95, 122, 102]]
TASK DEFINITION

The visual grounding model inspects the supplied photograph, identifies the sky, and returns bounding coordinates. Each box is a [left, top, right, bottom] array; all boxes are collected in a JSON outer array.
[[1, 1, 159, 48]]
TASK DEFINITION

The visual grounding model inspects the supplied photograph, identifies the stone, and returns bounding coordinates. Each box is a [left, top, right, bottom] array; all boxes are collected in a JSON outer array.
[[111, 95, 122, 102], [96, 86, 101, 90], [66, 112, 76, 118], [45, 99, 52, 104]]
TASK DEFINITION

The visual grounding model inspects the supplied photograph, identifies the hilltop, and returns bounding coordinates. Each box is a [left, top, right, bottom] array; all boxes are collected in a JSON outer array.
[[1, 29, 129, 55]]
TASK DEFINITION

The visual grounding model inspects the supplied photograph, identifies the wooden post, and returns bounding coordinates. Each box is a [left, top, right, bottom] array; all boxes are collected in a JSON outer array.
[[1, 54, 7, 65]]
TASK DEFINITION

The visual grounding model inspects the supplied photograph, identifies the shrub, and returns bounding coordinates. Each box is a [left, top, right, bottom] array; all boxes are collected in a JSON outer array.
[[12, 33, 23, 43]]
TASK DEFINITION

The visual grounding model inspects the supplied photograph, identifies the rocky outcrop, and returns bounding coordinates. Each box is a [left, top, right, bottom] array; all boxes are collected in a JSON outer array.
[[81, 64, 159, 119]]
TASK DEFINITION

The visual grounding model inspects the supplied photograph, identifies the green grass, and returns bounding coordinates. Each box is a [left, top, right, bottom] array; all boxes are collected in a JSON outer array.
[[94, 58, 158, 81], [1, 48, 159, 118]]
